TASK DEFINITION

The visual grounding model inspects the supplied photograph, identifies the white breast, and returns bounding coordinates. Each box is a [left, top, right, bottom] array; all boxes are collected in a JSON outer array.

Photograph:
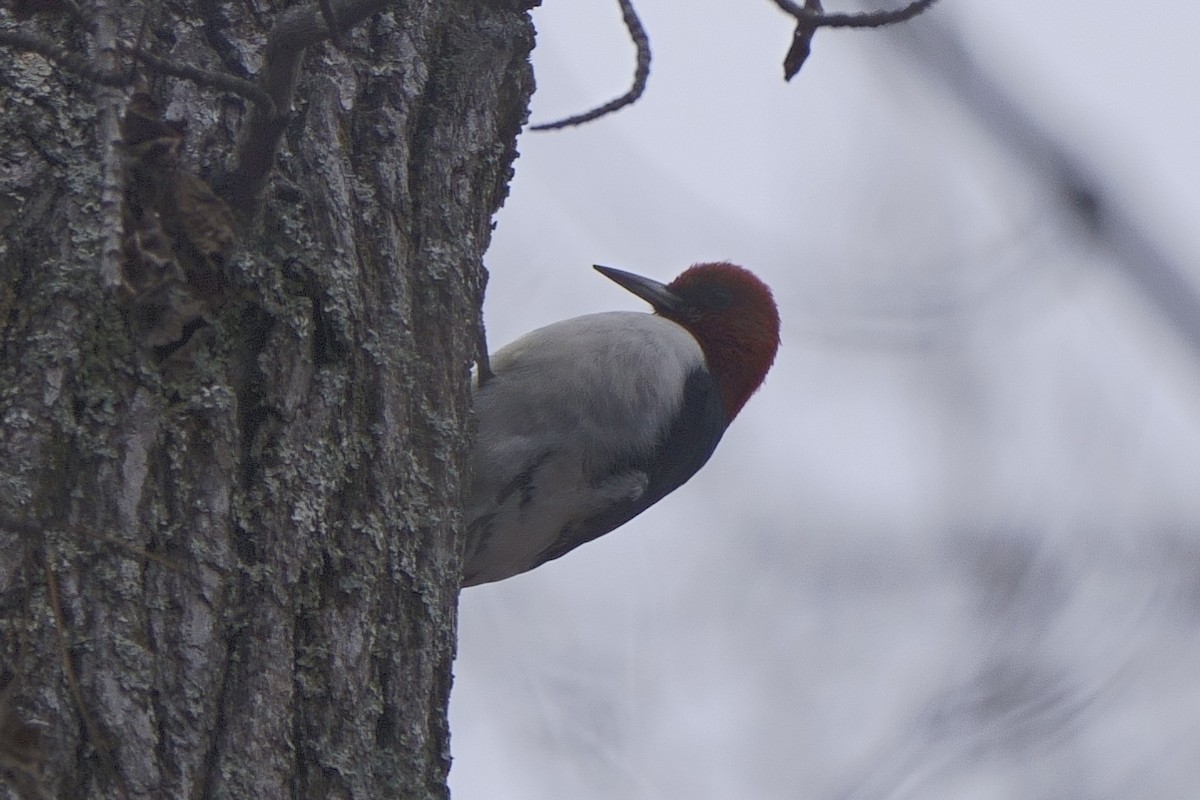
[[464, 312, 706, 583]]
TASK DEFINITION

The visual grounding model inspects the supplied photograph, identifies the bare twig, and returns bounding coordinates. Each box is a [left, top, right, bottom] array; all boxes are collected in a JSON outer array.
[[129, 46, 276, 114], [0, 514, 198, 585], [42, 562, 114, 766], [530, 0, 650, 131], [783, 0, 823, 81], [318, 0, 349, 50], [0, 30, 276, 113], [771, 0, 940, 29], [775, 0, 941, 80], [223, 0, 389, 212], [530, 0, 939, 130], [3, 1, 391, 213]]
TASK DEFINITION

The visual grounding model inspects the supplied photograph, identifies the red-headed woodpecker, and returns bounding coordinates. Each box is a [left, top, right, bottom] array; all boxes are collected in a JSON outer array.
[[461, 262, 780, 587]]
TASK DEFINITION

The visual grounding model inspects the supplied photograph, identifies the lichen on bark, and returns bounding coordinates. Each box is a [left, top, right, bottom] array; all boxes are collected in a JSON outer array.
[[0, 1, 534, 797]]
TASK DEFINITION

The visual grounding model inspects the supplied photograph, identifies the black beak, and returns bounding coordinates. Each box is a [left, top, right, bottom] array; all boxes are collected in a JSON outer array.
[[594, 265, 685, 315]]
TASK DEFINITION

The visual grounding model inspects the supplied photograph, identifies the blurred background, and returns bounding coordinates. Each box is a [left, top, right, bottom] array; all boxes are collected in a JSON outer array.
[[451, 1, 1200, 797]]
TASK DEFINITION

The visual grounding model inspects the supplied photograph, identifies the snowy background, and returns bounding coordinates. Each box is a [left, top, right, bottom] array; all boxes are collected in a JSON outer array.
[[451, 1, 1200, 798]]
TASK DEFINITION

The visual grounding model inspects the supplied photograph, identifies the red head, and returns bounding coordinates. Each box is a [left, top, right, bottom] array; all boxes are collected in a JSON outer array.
[[595, 262, 780, 421]]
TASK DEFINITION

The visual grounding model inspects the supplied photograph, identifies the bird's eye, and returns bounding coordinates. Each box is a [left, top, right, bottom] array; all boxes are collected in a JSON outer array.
[[689, 286, 734, 311]]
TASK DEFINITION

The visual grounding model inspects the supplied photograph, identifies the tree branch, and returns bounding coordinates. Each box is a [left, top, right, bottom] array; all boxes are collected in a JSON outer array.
[[529, 0, 940, 131], [771, 0, 940, 29], [776, 0, 941, 80], [0, 30, 276, 113], [129, 46, 276, 113], [530, 0, 650, 131], [222, 0, 390, 212], [783, 0, 823, 80]]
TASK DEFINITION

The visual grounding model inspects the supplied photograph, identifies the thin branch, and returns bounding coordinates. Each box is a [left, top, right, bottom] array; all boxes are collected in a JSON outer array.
[[530, 0, 938, 131], [0, 515, 198, 585], [42, 561, 114, 766], [771, 0, 940, 29], [223, 0, 390, 212], [783, 0, 823, 81], [318, 0, 349, 50], [3, 2, 392, 213], [129, 46, 276, 114], [530, 0, 650, 132], [0, 30, 276, 113], [776, 0, 941, 80]]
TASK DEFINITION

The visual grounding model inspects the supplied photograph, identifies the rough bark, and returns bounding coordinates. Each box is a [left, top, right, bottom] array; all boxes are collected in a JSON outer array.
[[0, 1, 534, 797]]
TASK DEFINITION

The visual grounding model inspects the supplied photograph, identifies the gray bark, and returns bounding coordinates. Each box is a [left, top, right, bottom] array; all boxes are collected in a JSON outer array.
[[0, 1, 534, 797]]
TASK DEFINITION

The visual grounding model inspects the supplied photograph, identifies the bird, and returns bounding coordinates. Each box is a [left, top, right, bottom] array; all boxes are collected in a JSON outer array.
[[461, 262, 780, 587]]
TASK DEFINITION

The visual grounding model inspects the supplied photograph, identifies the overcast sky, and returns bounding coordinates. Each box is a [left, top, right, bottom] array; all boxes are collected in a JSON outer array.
[[451, 2, 1200, 798]]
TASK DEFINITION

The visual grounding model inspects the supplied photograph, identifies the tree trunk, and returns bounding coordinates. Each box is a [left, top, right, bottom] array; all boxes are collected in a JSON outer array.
[[0, 1, 533, 797]]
